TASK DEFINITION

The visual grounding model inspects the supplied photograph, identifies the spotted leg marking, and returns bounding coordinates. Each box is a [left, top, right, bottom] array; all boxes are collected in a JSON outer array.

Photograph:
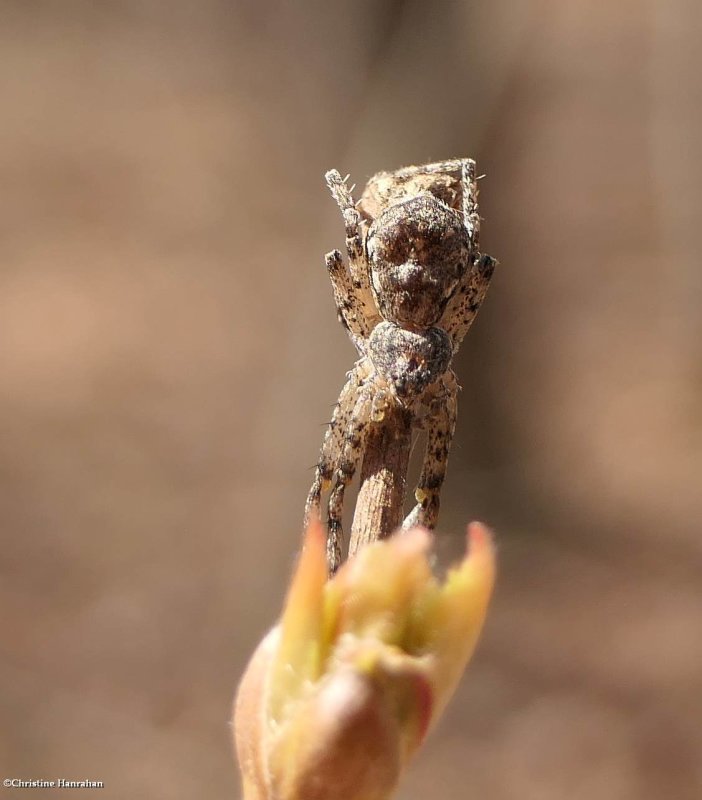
[[304, 362, 365, 533], [440, 253, 496, 354], [325, 249, 371, 353], [326, 385, 375, 572], [325, 169, 380, 332], [402, 374, 458, 530]]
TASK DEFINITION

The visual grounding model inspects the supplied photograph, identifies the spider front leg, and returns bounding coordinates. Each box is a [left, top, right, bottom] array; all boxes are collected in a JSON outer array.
[[326, 384, 376, 572], [304, 362, 364, 524], [304, 360, 374, 572], [402, 374, 458, 531]]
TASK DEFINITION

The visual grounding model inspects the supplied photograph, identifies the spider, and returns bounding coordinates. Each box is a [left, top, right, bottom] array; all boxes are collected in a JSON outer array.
[[304, 158, 497, 572]]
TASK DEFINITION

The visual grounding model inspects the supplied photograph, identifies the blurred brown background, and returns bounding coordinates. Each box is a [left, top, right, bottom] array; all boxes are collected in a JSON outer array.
[[1, 1, 701, 798]]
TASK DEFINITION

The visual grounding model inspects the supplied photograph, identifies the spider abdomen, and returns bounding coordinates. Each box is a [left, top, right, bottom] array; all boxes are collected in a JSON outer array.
[[365, 194, 471, 329], [368, 321, 452, 403]]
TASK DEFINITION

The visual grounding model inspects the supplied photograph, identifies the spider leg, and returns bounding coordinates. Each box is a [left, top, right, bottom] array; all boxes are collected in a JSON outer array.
[[460, 158, 481, 250], [425, 158, 495, 351], [402, 374, 458, 531], [304, 361, 368, 568], [391, 158, 467, 178], [439, 253, 497, 354], [325, 169, 380, 333], [326, 385, 374, 573], [325, 249, 369, 352]]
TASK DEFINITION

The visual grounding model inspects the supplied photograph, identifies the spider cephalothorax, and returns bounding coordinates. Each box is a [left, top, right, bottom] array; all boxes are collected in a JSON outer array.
[[367, 322, 452, 403], [305, 159, 497, 571]]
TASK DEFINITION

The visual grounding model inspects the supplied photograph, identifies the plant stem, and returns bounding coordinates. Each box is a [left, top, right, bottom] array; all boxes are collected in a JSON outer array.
[[349, 404, 412, 554]]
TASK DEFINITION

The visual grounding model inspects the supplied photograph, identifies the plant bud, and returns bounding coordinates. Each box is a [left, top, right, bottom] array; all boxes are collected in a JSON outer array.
[[233, 519, 495, 800]]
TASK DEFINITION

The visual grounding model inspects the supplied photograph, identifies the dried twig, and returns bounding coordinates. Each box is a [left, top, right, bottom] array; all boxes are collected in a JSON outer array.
[[349, 404, 412, 554]]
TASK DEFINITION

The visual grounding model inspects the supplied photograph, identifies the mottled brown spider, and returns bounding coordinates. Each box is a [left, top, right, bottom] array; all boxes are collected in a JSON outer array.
[[304, 159, 496, 571]]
